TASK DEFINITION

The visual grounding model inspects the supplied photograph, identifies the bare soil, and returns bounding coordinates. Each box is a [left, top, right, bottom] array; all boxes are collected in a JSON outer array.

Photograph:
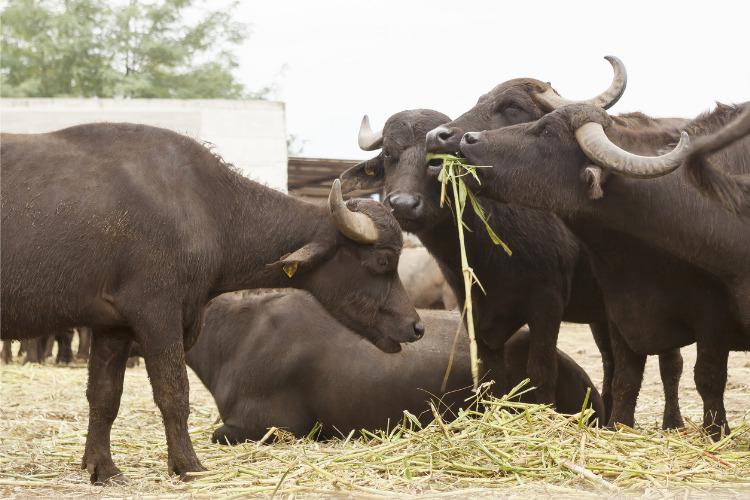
[[556, 322, 750, 427]]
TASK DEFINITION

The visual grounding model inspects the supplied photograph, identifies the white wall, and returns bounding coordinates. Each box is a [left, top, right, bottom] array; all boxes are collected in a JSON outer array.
[[0, 98, 289, 192]]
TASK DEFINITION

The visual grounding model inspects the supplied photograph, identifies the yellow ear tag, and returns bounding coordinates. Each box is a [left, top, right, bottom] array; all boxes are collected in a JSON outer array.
[[365, 165, 375, 175], [283, 262, 298, 278]]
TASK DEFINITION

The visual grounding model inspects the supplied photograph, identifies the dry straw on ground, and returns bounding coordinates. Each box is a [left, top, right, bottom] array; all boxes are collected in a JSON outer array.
[[1, 358, 749, 499]]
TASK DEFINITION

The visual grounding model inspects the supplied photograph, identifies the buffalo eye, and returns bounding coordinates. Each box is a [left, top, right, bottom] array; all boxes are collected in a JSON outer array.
[[382, 149, 392, 160], [537, 125, 551, 137], [377, 256, 388, 268], [498, 102, 522, 115]]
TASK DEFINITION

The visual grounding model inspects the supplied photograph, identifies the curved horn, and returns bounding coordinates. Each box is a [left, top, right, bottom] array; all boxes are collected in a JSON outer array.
[[575, 123, 690, 178], [535, 56, 627, 111], [328, 179, 379, 243], [358, 115, 384, 151]]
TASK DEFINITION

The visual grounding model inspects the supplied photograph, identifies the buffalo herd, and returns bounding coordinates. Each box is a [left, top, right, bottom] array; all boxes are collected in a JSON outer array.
[[1, 56, 748, 484]]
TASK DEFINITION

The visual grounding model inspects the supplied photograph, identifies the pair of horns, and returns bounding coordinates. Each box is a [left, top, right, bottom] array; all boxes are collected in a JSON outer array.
[[328, 179, 379, 243], [357, 56, 628, 152]]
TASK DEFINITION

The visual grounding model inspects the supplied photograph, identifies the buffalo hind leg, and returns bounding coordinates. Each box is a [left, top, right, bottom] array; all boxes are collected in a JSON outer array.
[[658, 349, 684, 429], [694, 343, 730, 441], [608, 324, 646, 429], [81, 329, 132, 485], [137, 328, 206, 480]]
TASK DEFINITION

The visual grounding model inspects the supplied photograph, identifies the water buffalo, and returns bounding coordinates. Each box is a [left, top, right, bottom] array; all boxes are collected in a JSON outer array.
[[458, 101, 750, 438], [341, 101, 685, 431], [342, 110, 613, 413], [1, 123, 423, 484], [185, 289, 605, 443], [399, 243, 458, 309]]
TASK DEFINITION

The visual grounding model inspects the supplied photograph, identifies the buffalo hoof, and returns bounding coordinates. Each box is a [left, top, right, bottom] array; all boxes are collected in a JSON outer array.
[[100, 473, 131, 486], [82, 452, 129, 486], [703, 421, 730, 442], [169, 459, 207, 482], [661, 413, 684, 430]]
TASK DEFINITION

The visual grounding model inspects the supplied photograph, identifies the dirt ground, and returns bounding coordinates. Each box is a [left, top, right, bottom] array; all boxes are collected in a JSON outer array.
[[1, 326, 749, 499], [555, 322, 750, 427]]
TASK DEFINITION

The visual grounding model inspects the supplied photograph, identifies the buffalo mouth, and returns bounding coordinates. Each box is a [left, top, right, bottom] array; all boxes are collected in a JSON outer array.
[[374, 335, 403, 353], [394, 217, 427, 234], [426, 156, 445, 173]]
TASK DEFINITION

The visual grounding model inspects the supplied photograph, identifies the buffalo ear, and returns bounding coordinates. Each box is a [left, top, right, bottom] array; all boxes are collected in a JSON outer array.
[[582, 165, 609, 200], [266, 241, 332, 277], [340, 157, 385, 194]]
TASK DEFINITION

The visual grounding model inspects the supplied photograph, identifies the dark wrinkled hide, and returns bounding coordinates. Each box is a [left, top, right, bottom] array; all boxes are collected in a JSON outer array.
[[459, 102, 750, 439], [342, 109, 625, 424], [185, 290, 604, 443], [1, 123, 421, 483]]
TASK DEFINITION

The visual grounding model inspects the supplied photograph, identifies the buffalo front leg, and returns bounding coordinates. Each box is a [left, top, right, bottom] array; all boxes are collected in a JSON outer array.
[[658, 348, 684, 429], [525, 299, 564, 406], [694, 343, 730, 441], [607, 325, 646, 429], [477, 339, 505, 396], [82, 330, 132, 484], [589, 321, 613, 422], [138, 334, 206, 479]]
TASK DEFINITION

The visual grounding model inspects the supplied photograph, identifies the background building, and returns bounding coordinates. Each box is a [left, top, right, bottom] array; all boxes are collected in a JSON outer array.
[[0, 98, 288, 192]]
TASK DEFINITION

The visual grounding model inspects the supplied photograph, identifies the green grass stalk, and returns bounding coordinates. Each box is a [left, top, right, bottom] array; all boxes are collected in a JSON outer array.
[[427, 153, 510, 390]]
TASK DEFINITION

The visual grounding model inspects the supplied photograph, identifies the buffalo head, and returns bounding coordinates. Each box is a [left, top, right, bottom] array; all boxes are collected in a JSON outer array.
[[426, 56, 627, 155], [457, 104, 688, 211], [268, 180, 424, 353], [340, 110, 453, 234]]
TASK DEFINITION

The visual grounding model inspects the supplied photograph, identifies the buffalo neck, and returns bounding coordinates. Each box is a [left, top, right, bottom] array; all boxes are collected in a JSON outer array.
[[209, 175, 334, 295], [578, 123, 750, 282]]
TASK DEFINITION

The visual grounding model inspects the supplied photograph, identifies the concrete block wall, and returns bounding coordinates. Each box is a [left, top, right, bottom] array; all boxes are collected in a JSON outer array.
[[0, 98, 288, 192]]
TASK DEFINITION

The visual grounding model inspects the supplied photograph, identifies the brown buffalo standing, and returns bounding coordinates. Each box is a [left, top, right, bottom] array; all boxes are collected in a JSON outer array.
[[458, 101, 750, 439], [1, 123, 422, 483]]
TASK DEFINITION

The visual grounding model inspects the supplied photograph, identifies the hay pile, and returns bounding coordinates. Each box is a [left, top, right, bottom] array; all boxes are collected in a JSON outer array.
[[1, 360, 749, 499]]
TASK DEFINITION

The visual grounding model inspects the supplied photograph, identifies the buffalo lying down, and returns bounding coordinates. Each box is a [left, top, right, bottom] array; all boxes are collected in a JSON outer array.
[[185, 290, 605, 443], [1, 123, 422, 483]]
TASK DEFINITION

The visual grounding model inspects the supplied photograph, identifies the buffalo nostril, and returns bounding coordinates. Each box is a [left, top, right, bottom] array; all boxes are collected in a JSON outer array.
[[413, 322, 425, 339], [426, 127, 456, 151], [437, 130, 452, 142], [462, 132, 481, 145], [387, 194, 421, 215]]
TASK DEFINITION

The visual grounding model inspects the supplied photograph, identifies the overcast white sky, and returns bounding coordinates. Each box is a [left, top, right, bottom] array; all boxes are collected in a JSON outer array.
[[231, 0, 748, 160]]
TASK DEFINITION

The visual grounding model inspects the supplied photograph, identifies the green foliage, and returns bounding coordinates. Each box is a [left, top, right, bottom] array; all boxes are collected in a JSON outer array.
[[0, 0, 261, 99]]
